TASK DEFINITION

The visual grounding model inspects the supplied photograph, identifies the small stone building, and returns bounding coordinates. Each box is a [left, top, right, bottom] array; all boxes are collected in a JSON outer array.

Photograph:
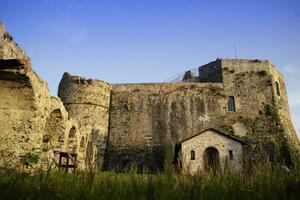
[[179, 129, 244, 174]]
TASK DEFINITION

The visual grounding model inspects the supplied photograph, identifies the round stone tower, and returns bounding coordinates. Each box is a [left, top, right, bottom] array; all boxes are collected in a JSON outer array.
[[58, 73, 111, 168]]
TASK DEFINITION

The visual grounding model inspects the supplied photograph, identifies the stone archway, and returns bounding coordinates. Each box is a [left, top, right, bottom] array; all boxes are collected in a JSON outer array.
[[67, 126, 78, 152], [203, 147, 220, 172], [42, 109, 66, 169], [68, 126, 76, 139], [43, 109, 65, 149]]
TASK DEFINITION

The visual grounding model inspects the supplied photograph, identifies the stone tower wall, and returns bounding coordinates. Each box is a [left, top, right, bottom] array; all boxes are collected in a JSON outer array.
[[198, 59, 223, 82], [220, 59, 300, 151], [269, 66, 300, 150], [58, 73, 111, 168]]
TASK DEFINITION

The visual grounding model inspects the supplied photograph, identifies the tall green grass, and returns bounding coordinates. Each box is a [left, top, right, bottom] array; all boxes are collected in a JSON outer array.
[[0, 161, 299, 200]]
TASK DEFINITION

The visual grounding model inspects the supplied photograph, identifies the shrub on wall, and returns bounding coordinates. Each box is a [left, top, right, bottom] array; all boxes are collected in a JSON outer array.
[[20, 152, 40, 167]]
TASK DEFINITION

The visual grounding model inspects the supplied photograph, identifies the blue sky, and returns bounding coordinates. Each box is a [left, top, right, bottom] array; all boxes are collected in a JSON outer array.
[[0, 0, 299, 137]]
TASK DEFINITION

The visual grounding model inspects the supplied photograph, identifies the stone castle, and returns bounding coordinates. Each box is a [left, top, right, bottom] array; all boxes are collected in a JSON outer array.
[[0, 22, 299, 173]]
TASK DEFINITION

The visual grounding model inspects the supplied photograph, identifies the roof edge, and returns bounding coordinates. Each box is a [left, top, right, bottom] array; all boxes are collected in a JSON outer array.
[[179, 128, 245, 144]]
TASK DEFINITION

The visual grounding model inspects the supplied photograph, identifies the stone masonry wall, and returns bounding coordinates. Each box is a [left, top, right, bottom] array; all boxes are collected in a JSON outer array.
[[198, 59, 223, 82], [221, 59, 300, 157], [58, 73, 111, 169], [0, 22, 30, 63], [0, 22, 82, 171], [106, 59, 299, 171], [106, 83, 225, 171], [269, 66, 300, 150]]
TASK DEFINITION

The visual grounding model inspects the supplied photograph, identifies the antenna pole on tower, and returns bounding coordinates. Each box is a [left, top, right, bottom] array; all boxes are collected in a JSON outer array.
[[234, 43, 237, 59]]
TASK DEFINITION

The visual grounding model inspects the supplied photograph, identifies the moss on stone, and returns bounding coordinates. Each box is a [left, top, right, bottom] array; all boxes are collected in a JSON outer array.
[[256, 70, 268, 76], [219, 124, 235, 135], [207, 85, 225, 97]]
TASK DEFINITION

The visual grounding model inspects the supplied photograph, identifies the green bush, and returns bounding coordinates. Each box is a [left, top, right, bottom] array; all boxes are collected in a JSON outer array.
[[20, 152, 40, 167], [43, 133, 54, 143]]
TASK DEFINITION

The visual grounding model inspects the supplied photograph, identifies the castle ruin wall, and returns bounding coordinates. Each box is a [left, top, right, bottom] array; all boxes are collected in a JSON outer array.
[[0, 23, 83, 171], [58, 73, 111, 168]]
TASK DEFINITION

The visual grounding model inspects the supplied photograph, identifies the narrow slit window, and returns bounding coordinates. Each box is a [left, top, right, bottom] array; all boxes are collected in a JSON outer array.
[[229, 150, 233, 160], [69, 126, 76, 138], [191, 150, 195, 160], [227, 96, 236, 112], [276, 81, 281, 96]]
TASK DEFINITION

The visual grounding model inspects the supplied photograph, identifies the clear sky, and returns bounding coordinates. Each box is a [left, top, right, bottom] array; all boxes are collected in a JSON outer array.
[[0, 0, 299, 137]]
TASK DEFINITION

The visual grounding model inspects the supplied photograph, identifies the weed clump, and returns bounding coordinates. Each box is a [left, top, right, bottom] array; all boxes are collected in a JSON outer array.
[[20, 152, 39, 167]]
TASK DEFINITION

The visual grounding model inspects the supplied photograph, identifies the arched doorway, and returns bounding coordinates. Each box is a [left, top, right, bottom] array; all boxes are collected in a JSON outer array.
[[43, 109, 65, 148], [203, 147, 220, 172]]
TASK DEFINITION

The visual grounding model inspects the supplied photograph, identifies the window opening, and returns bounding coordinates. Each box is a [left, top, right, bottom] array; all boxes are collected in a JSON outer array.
[[191, 150, 195, 160], [276, 81, 281, 96], [229, 150, 233, 160], [228, 96, 236, 112]]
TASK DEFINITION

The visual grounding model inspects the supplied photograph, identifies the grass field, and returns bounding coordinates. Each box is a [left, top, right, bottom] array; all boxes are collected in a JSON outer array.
[[0, 162, 299, 200]]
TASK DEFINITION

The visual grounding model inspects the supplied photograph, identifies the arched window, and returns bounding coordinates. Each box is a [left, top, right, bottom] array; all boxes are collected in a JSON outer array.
[[69, 126, 76, 138], [191, 150, 195, 160], [227, 96, 236, 112], [276, 81, 281, 96]]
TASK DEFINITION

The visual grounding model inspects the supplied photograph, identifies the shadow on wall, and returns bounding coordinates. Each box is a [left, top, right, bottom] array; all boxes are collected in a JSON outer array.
[[104, 145, 170, 173]]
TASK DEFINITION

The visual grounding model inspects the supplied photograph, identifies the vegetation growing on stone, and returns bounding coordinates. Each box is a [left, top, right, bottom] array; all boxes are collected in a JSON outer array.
[[207, 85, 225, 97], [43, 133, 54, 143], [219, 124, 235, 135], [20, 153, 40, 168]]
